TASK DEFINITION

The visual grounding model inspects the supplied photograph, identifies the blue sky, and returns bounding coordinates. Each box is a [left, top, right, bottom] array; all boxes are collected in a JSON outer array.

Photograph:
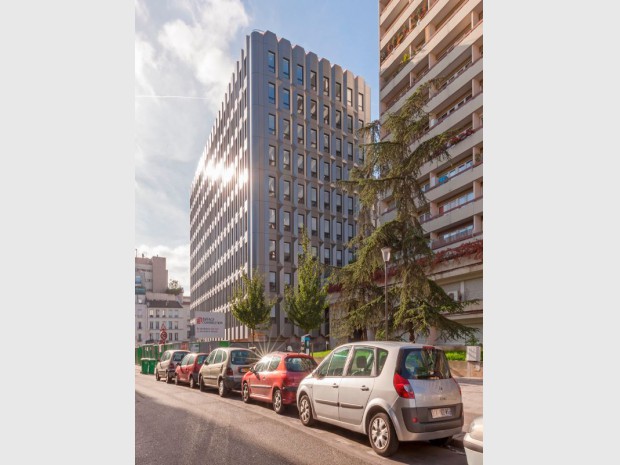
[[135, 0, 379, 291]]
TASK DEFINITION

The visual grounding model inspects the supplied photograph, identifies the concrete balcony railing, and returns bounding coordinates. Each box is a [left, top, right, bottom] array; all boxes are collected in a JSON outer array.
[[420, 126, 482, 178], [422, 195, 482, 231], [424, 162, 482, 202], [431, 230, 482, 250]]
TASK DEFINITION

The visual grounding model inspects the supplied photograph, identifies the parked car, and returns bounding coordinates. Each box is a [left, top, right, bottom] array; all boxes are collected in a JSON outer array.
[[463, 416, 483, 465], [241, 351, 317, 414], [198, 347, 259, 397], [175, 353, 208, 389], [155, 349, 190, 383], [296, 342, 463, 457]]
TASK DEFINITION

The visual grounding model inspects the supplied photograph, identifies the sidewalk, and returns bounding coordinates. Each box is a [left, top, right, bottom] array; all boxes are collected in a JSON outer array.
[[452, 376, 483, 448]]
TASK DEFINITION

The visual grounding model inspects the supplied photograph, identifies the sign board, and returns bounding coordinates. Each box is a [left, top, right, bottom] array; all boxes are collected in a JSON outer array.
[[193, 312, 226, 339], [190, 343, 200, 353]]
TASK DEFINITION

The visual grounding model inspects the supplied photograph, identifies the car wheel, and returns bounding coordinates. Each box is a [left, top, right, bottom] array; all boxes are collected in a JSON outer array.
[[298, 394, 315, 427], [218, 378, 228, 397], [369, 412, 399, 457], [155, 370, 160, 381], [273, 389, 285, 414], [199, 376, 206, 392], [189, 375, 196, 389], [166, 373, 173, 384], [242, 382, 251, 403], [429, 436, 452, 447]]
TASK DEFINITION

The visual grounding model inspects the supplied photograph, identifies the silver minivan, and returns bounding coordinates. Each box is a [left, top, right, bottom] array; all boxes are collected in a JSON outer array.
[[198, 347, 258, 397], [296, 342, 463, 456]]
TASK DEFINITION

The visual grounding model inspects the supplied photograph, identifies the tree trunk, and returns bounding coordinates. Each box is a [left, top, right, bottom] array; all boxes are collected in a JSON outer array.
[[408, 324, 416, 343]]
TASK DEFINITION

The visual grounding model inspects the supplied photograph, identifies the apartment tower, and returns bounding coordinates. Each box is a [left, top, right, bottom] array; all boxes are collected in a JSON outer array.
[[379, 0, 483, 343], [190, 31, 371, 344]]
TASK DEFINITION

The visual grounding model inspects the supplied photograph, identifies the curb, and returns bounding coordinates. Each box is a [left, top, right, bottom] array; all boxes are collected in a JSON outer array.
[[450, 433, 465, 448]]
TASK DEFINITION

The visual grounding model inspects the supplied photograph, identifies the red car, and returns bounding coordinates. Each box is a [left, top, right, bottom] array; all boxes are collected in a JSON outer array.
[[175, 353, 208, 389], [241, 351, 317, 414]]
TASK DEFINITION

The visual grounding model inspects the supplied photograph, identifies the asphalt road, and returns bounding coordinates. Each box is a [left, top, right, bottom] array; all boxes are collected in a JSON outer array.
[[136, 370, 468, 465]]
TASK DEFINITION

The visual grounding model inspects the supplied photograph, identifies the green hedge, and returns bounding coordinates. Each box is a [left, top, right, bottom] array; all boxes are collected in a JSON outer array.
[[445, 350, 484, 361]]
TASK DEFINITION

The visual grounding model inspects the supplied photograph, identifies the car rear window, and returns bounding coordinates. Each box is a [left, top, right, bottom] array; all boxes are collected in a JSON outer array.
[[230, 350, 258, 365], [173, 352, 187, 362], [399, 348, 451, 380], [285, 357, 317, 373], [196, 354, 207, 365]]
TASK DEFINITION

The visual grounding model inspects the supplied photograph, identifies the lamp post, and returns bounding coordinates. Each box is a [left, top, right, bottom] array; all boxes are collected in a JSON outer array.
[[381, 247, 392, 341]]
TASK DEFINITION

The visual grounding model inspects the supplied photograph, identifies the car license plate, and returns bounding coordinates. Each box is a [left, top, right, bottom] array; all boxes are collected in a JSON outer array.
[[239, 367, 248, 373], [431, 407, 452, 419]]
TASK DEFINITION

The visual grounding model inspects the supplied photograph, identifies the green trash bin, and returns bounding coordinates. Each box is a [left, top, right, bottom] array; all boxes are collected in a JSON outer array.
[[148, 359, 157, 375], [140, 358, 148, 374]]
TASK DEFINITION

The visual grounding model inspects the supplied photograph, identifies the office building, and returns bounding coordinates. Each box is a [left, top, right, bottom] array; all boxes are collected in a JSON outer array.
[[190, 30, 371, 344]]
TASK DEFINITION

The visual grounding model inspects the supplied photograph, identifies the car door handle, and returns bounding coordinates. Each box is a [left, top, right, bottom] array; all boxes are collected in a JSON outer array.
[[332, 383, 339, 388], [360, 386, 369, 391]]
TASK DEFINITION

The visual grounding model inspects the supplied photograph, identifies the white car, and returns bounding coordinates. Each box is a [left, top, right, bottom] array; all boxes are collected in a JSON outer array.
[[463, 416, 483, 465], [296, 342, 463, 457]]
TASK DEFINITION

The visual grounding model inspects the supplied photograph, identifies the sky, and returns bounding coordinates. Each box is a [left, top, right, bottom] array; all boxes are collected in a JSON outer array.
[[135, 0, 380, 293]]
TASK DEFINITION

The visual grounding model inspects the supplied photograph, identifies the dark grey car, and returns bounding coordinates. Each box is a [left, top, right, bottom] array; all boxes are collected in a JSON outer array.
[[198, 347, 259, 397], [155, 349, 189, 383]]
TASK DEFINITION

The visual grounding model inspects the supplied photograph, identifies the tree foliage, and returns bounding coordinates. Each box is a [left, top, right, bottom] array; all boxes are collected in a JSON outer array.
[[333, 82, 478, 343], [284, 232, 327, 334], [166, 279, 184, 296], [230, 270, 275, 343]]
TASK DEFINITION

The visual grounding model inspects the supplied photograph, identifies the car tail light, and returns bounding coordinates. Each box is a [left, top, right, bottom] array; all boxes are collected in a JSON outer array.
[[393, 372, 415, 399], [453, 377, 462, 396], [282, 376, 291, 387], [225, 367, 233, 376]]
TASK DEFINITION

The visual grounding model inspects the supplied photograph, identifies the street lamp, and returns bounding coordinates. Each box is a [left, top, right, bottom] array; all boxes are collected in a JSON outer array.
[[381, 247, 392, 341]]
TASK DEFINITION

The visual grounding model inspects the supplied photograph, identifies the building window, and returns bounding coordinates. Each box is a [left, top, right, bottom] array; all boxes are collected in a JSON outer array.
[[311, 216, 318, 236], [336, 165, 342, 180], [323, 76, 329, 96], [310, 71, 317, 91], [359, 119, 364, 131], [268, 114, 276, 135], [137, 321, 142, 329], [310, 129, 317, 148], [284, 180, 291, 201], [298, 214, 304, 233], [296, 64, 304, 85], [269, 208, 276, 229], [269, 272, 277, 292], [268, 51, 275, 73], [323, 162, 330, 181], [297, 94, 304, 114], [335, 110, 341, 129], [284, 272, 292, 287], [297, 124, 304, 145], [283, 150, 291, 170], [336, 249, 343, 267], [283, 119, 290, 140], [138, 334, 142, 342], [311, 246, 318, 257], [149, 321, 154, 329], [282, 58, 290, 78], [310, 158, 318, 178], [336, 82, 342, 101], [284, 211, 291, 231], [269, 145, 276, 166], [347, 87, 353, 106], [268, 177, 276, 197], [323, 105, 330, 125], [268, 82, 276, 104], [358, 92, 364, 111], [311, 187, 318, 207], [284, 242, 291, 262], [323, 133, 330, 153], [348, 223, 354, 240], [269, 240, 277, 260], [347, 115, 353, 133], [336, 222, 342, 241], [283, 88, 290, 109], [310, 100, 317, 120], [438, 191, 475, 214], [336, 194, 342, 213], [297, 153, 304, 174], [324, 189, 330, 209], [347, 142, 353, 160], [336, 138, 342, 157], [174, 333, 178, 341], [324, 247, 331, 265], [298, 184, 305, 204], [324, 219, 330, 238], [347, 197, 354, 215]]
